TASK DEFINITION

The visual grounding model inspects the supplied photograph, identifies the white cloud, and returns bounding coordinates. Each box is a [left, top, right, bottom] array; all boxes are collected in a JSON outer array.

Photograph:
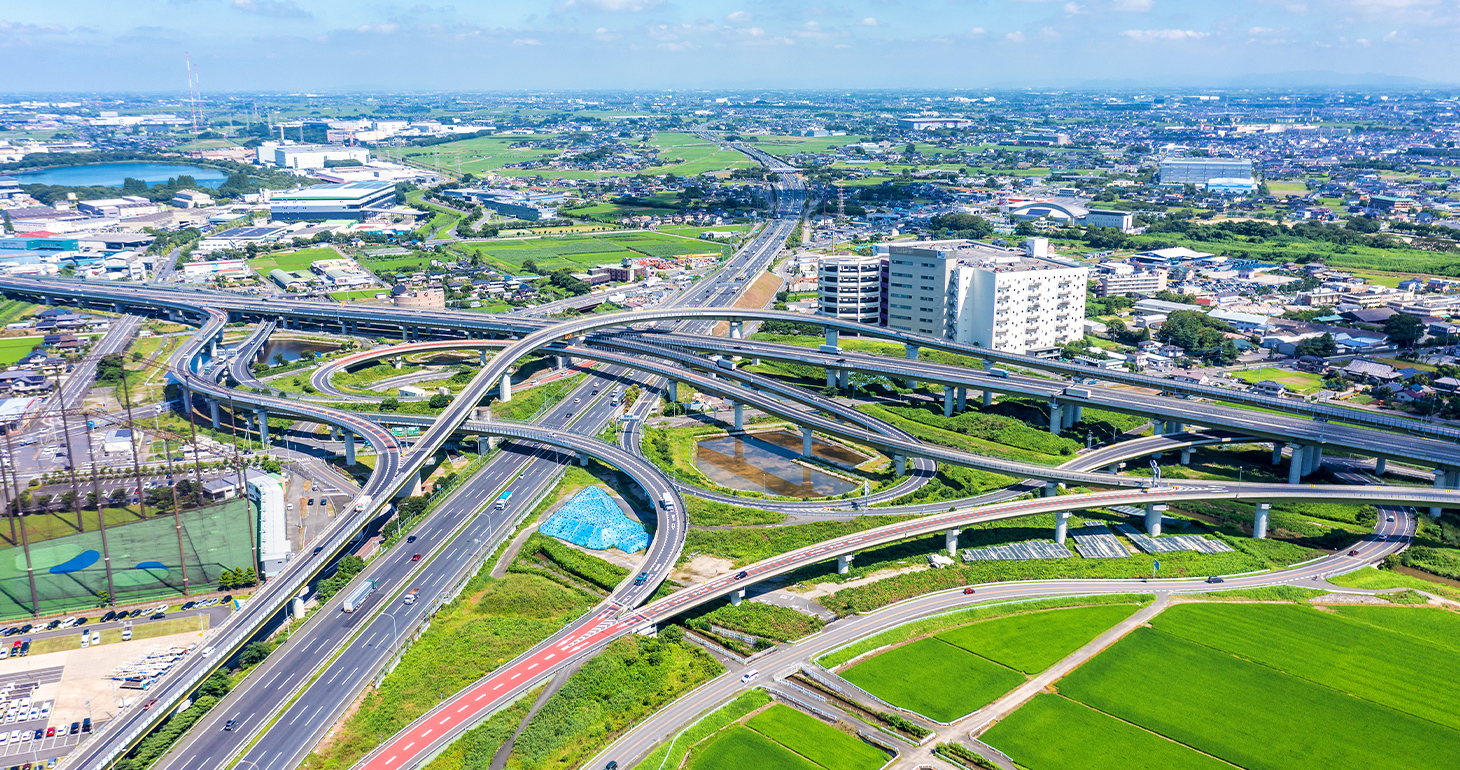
[[512, 37, 541, 45], [231, 0, 312, 19], [860, 17, 878, 26], [1384, 29, 1401, 40], [1249, 26, 1275, 34], [968, 27, 986, 37], [554, 0, 662, 12], [1041, 26, 1061, 37], [1005, 31, 1026, 42], [354, 23, 399, 34], [1121, 28, 1208, 41], [1064, 3, 1085, 14], [1111, 0, 1154, 10], [593, 27, 618, 41], [726, 11, 753, 23]]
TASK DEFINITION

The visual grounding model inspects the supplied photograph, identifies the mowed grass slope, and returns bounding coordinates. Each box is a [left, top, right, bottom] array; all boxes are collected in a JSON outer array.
[[936, 604, 1140, 674], [1056, 626, 1460, 770], [687, 726, 819, 770], [841, 637, 1024, 722], [746, 705, 888, 770], [1151, 603, 1460, 732], [981, 694, 1232, 770]]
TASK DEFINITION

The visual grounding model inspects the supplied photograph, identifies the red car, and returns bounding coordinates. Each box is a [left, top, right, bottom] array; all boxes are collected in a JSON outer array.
[[45, 727, 55, 737], [1348, 550, 1359, 556], [963, 588, 976, 595], [143, 699, 157, 711], [411, 554, 422, 562]]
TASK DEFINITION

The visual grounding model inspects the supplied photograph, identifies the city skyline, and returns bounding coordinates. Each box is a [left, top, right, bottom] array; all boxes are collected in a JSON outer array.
[[3, 1, 1459, 92]]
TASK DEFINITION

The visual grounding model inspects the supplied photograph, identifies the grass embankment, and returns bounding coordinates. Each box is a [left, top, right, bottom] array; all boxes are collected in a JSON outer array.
[[686, 704, 889, 770], [986, 603, 1460, 770], [1327, 565, 1460, 601], [492, 372, 588, 421], [685, 497, 787, 526], [839, 604, 1140, 722]]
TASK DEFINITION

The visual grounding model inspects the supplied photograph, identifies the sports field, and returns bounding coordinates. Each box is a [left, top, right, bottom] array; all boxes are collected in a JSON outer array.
[[935, 604, 1139, 674], [455, 231, 726, 273], [841, 637, 1024, 722], [687, 704, 888, 770], [1008, 603, 1460, 770], [246, 247, 340, 273]]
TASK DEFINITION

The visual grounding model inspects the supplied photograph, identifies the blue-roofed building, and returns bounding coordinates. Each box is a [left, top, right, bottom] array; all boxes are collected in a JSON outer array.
[[539, 487, 649, 553], [268, 181, 396, 221]]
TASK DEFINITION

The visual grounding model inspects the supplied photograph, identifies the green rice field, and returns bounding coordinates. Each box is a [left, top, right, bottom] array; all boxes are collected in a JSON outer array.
[[981, 693, 1231, 770], [935, 604, 1140, 674], [840, 637, 1024, 723]]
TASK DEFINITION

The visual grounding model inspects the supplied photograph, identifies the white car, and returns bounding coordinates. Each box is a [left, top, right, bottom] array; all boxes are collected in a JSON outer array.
[[38, 703, 49, 719]]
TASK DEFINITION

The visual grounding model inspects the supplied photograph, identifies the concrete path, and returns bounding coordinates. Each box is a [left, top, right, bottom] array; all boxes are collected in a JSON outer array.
[[892, 592, 1173, 770]]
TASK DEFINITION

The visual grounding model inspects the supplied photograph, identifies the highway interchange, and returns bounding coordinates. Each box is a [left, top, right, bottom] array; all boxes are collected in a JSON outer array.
[[0, 141, 1457, 769]]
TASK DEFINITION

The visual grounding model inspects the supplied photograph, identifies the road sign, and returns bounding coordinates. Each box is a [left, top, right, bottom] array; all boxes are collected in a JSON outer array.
[[1150, 459, 1161, 482]]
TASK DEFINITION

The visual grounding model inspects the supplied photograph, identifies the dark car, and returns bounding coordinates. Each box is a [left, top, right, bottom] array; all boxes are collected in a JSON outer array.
[[605, 762, 619, 770], [308, 498, 315, 506], [313, 546, 324, 555], [220, 595, 232, 603], [75, 617, 87, 627], [182, 601, 195, 611], [82, 718, 91, 733], [1205, 576, 1225, 584], [33, 729, 41, 740], [406, 535, 417, 543], [411, 554, 422, 562], [1348, 549, 1359, 556], [224, 719, 237, 732], [18, 624, 30, 633], [69, 722, 78, 735], [128, 609, 143, 619], [734, 571, 748, 580], [43, 620, 59, 631], [150, 612, 166, 620], [18, 640, 30, 656], [142, 700, 156, 711], [963, 588, 977, 595], [101, 611, 116, 622]]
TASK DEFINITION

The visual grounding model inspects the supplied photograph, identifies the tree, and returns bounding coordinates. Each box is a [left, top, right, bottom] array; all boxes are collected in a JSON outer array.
[[95, 354, 126, 385], [1294, 333, 1337, 358], [1384, 313, 1425, 348], [240, 641, 272, 667], [428, 393, 452, 409], [379, 397, 401, 412], [928, 213, 993, 238], [1014, 220, 1039, 236]]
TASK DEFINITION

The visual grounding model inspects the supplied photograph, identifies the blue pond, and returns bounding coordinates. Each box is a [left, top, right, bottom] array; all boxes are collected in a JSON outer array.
[[13, 162, 229, 188], [540, 487, 649, 553]]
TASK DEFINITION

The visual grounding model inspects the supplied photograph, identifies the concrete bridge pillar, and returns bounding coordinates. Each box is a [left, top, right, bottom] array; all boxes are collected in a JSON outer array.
[[825, 369, 836, 389], [393, 356, 403, 370], [944, 386, 956, 418], [480, 349, 489, 367], [1145, 504, 1166, 537], [822, 328, 840, 352], [344, 432, 356, 465], [956, 387, 967, 412], [1180, 447, 1194, 466], [209, 339, 219, 359], [1168, 421, 1184, 434], [498, 374, 512, 402], [730, 588, 745, 606], [1253, 502, 1271, 539], [256, 409, 269, 445], [395, 470, 423, 499], [894, 455, 907, 477], [554, 355, 569, 370], [982, 390, 993, 408], [1054, 511, 1071, 545], [208, 399, 221, 430], [1272, 443, 1284, 465], [1374, 457, 1387, 476], [836, 368, 849, 390], [579, 453, 590, 466], [667, 380, 679, 402], [801, 426, 813, 458], [729, 320, 744, 340], [945, 529, 962, 556], [1043, 481, 1058, 498], [732, 402, 744, 431], [1106, 462, 1122, 474], [1048, 401, 1064, 435], [1288, 445, 1306, 485], [904, 344, 919, 388], [836, 554, 853, 575], [1309, 446, 1324, 476], [1433, 469, 1449, 518], [1068, 405, 1082, 427]]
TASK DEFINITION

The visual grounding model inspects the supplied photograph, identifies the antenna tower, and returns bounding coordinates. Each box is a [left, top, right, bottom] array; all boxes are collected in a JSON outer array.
[[184, 52, 201, 134]]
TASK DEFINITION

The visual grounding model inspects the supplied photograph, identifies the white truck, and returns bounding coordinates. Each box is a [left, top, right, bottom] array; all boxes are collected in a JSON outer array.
[[660, 491, 677, 512], [342, 578, 378, 613]]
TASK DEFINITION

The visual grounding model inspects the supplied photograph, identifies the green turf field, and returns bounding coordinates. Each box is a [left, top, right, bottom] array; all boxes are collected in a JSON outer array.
[[935, 604, 1140, 674], [687, 725, 819, 770], [455, 231, 726, 273], [745, 705, 888, 770], [981, 693, 1231, 770], [1056, 625, 1460, 770], [841, 637, 1025, 722], [0, 336, 39, 366], [247, 247, 341, 273]]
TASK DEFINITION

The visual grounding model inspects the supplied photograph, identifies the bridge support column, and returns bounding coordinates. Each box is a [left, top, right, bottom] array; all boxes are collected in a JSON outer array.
[[498, 374, 512, 402], [1043, 481, 1058, 498], [1433, 470, 1448, 518], [1169, 421, 1184, 434], [1107, 462, 1121, 474], [1054, 511, 1071, 545], [1288, 445, 1306, 485], [1310, 446, 1324, 475], [209, 339, 219, 359], [1253, 502, 1270, 539], [344, 432, 356, 465], [1272, 443, 1283, 465], [396, 471, 423, 498], [801, 426, 813, 458], [944, 386, 956, 418], [393, 356, 402, 370], [1180, 447, 1193, 466], [256, 409, 269, 445], [822, 328, 839, 352], [945, 529, 962, 556], [894, 455, 907, 477], [579, 453, 589, 466], [733, 402, 744, 431], [982, 390, 993, 408], [480, 349, 488, 367], [554, 355, 568, 370], [667, 380, 678, 402], [1145, 504, 1166, 537], [730, 588, 745, 606], [208, 399, 220, 430], [956, 387, 967, 412], [837, 554, 853, 575], [729, 320, 743, 340], [825, 369, 836, 389], [1064, 403, 1078, 429], [904, 344, 919, 388], [836, 368, 848, 390], [1048, 402, 1063, 435], [1374, 457, 1387, 476]]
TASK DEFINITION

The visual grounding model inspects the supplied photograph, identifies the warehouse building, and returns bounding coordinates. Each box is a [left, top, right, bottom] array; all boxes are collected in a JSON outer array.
[[268, 181, 396, 221]]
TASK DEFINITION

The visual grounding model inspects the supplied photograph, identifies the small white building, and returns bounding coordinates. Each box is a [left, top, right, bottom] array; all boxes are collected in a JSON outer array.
[[248, 470, 291, 577]]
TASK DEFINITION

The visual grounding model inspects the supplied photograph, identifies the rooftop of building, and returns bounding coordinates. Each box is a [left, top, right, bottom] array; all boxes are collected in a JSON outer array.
[[271, 180, 395, 202]]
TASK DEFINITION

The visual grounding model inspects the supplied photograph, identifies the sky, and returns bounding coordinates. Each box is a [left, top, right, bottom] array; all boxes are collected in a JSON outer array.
[[3, 1, 1460, 92]]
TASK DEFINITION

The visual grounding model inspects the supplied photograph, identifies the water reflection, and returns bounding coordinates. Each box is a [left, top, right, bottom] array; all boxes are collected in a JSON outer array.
[[257, 339, 336, 364], [696, 431, 859, 498]]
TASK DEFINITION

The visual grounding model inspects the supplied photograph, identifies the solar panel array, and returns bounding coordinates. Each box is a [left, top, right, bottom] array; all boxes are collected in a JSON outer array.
[[960, 540, 1073, 562], [539, 486, 650, 553], [1115, 523, 1235, 555], [1070, 523, 1131, 559]]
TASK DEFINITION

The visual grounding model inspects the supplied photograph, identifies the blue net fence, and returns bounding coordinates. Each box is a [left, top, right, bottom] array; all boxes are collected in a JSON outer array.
[[539, 486, 649, 553]]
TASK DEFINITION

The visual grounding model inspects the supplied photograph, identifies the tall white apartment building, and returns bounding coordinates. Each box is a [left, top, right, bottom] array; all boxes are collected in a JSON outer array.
[[878, 239, 1087, 353], [817, 255, 886, 326]]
